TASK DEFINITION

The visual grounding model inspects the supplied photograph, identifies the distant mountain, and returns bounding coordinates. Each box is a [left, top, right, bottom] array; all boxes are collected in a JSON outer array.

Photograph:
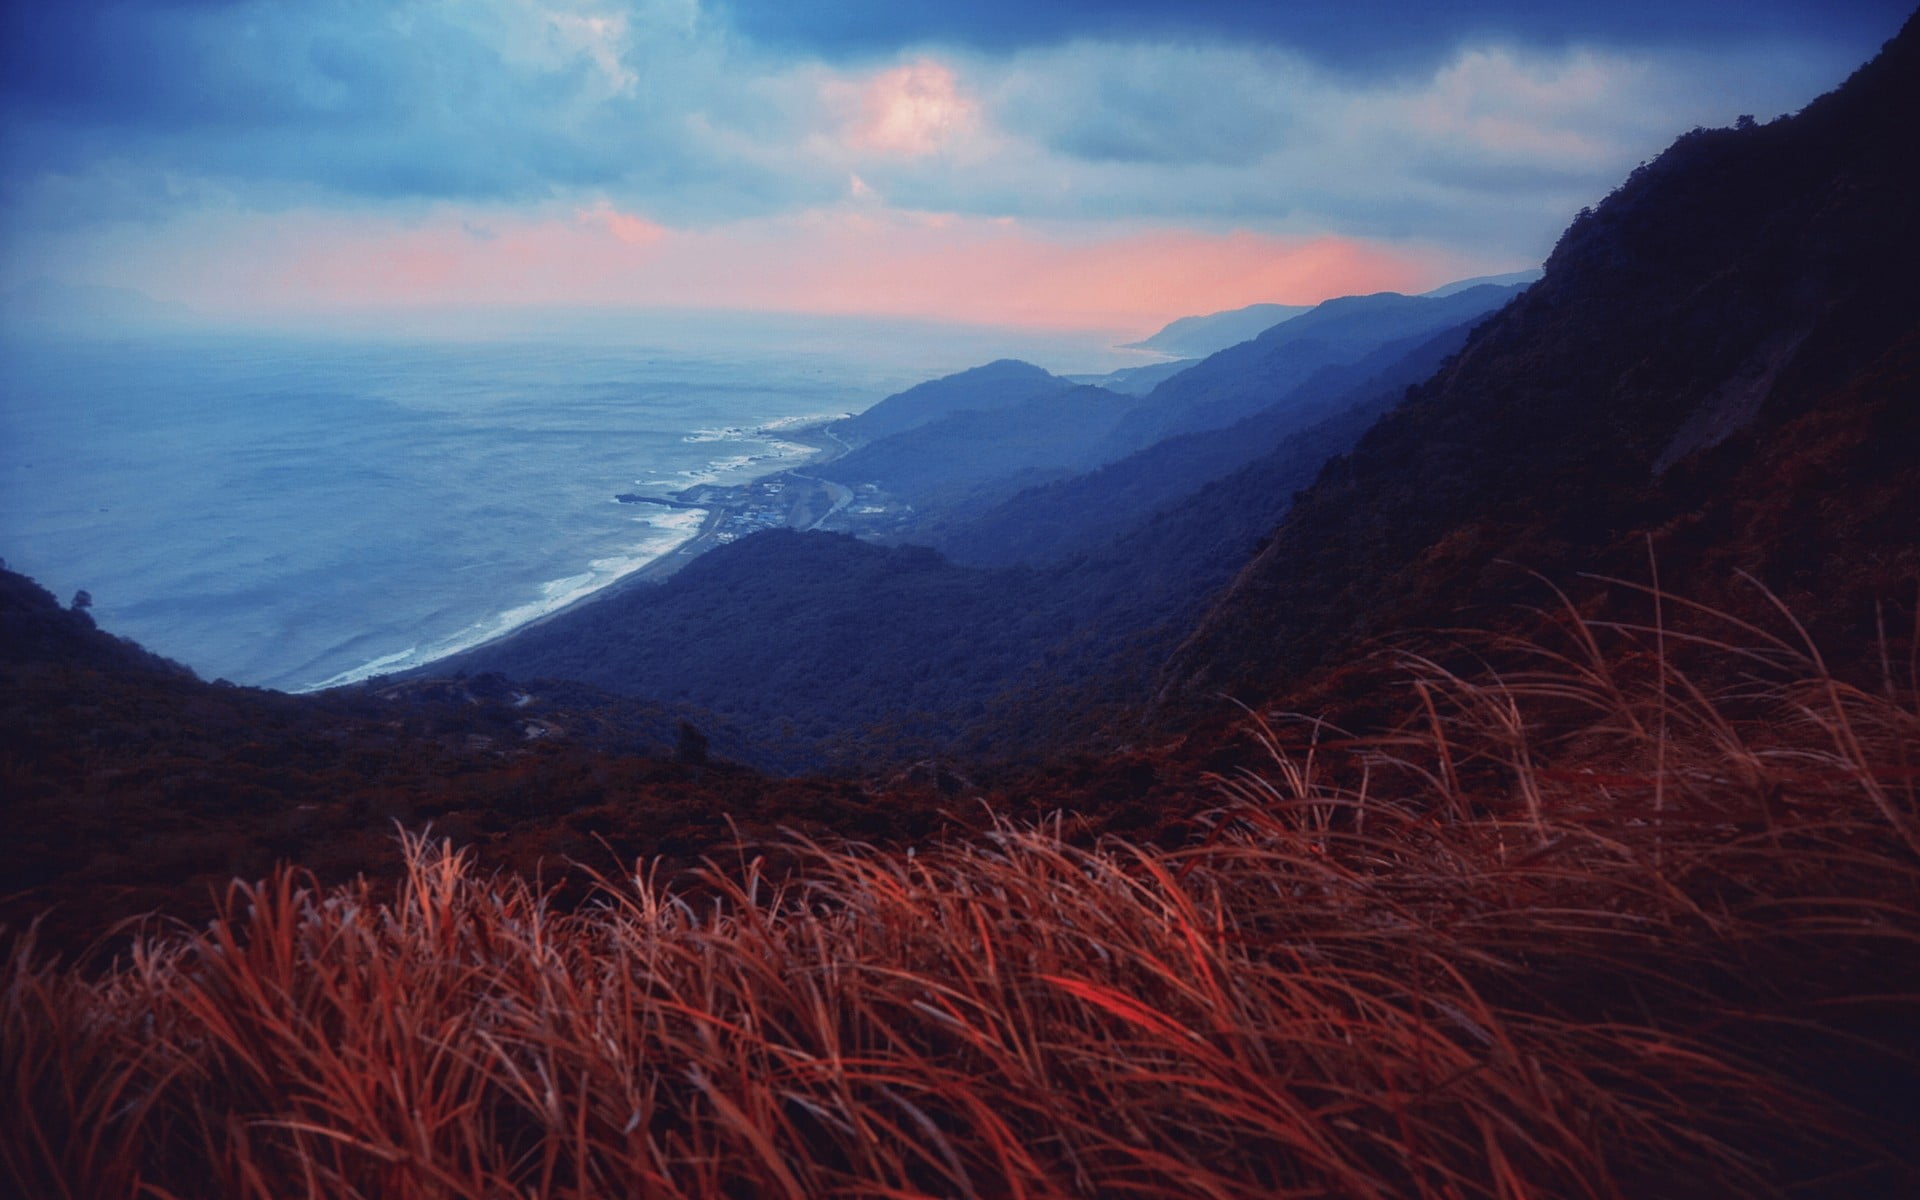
[[819, 282, 1524, 548], [937, 321, 1480, 568], [1419, 269, 1541, 298], [432, 532, 1063, 765], [0, 567, 195, 678], [1102, 283, 1526, 453], [1122, 303, 1313, 357], [831, 358, 1072, 444], [1162, 16, 1920, 713], [1064, 358, 1197, 397], [1120, 270, 1540, 360], [815, 384, 1137, 517]]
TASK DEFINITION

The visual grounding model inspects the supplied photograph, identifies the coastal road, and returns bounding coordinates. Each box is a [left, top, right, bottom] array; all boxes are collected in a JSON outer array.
[[785, 472, 854, 530], [785, 424, 855, 530]]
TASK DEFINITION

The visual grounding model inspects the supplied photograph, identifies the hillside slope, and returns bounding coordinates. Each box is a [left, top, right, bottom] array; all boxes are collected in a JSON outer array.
[[815, 383, 1137, 515], [937, 322, 1480, 568], [0, 562, 1002, 947], [1104, 283, 1525, 452], [830, 358, 1071, 444]]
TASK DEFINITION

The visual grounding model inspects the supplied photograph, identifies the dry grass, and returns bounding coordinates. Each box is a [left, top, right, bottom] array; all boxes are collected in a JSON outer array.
[[6, 593, 1919, 1198]]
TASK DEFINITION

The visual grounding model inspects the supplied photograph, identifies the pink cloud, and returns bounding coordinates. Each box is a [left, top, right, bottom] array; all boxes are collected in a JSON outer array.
[[580, 200, 666, 246], [151, 203, 1481, 337], [836, 59, 979, 158]]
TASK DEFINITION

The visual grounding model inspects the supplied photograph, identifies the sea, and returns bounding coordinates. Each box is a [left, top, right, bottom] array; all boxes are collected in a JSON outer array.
[[0, 312, 1141, 692]]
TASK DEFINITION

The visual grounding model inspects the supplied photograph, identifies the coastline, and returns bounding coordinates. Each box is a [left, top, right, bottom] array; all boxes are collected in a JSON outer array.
[[355, 420, 855, 686], [612, 419, 853, 589]]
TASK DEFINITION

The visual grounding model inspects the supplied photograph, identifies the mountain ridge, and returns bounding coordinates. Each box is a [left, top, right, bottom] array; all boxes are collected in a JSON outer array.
[[1121, 301, 1313, 357], [1101, 283, 1528, 453], [829, 357, 1070, 444]]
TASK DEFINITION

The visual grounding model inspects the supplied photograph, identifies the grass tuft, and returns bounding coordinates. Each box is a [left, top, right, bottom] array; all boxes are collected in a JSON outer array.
[[5, 597, 1919, 1197]]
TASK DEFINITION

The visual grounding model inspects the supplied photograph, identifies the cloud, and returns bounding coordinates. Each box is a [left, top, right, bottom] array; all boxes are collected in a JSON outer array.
[[878, 35, 1858, 255], [0, 0, 1897, 324], [579, 200, 667, 245], [991, 41, 1306, 166], [714, 0, 1914, 71], [1, 0, 778, 218], [837, 59, 980, 157]]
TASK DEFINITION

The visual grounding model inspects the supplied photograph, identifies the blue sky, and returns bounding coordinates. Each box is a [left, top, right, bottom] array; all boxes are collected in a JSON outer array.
[[1, 0, 1908, 332]]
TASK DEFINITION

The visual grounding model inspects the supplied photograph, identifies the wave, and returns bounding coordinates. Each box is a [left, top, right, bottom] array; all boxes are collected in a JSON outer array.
[[687, 414, 848, 442], [676, 436, 818, 487], [296, 508, 708, 693], [757, 411, 854, 431], [682, 426, 750, 444]]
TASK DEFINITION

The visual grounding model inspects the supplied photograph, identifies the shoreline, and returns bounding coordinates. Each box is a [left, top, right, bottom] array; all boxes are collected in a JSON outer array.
[[614, 419, 853, 587], [352, 420, 854, 687]]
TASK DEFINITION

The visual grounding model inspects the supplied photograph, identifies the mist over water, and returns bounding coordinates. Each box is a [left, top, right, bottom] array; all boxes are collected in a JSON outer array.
[[0, 313, 1145, 691]]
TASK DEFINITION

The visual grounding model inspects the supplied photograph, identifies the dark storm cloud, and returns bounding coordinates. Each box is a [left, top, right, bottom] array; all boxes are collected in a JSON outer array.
[[715, 0, 1913, 69]]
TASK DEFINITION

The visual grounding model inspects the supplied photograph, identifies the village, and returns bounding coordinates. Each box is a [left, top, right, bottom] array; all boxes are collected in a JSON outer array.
[[617, 471, 914, 552]]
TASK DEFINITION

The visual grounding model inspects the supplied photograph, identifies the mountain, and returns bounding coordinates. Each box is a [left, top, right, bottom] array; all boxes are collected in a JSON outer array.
[[1116, 270, 1539, 360], [1162, 16, 1920, 714], [814, 383, 1138, 516], [438, 301, 1503, 761], [421, 269, 1521, 765], [937, 321, 1479, 568], [830, 358, 1072, 444], [1122, 302, 1313, 357], [427, 532, 1068, 765], [1102, 283, 1526, 453], [1064, 357, 1198, 396], [819, 282, 1524, 547], [1420, 268, 1542, 298]]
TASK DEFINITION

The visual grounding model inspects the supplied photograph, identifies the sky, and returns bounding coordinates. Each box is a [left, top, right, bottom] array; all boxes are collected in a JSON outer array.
[[0, 0, 1909, 335]]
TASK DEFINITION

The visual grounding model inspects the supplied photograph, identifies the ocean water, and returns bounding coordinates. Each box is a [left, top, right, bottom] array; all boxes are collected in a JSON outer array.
[[0, 315, 1139, 692]]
